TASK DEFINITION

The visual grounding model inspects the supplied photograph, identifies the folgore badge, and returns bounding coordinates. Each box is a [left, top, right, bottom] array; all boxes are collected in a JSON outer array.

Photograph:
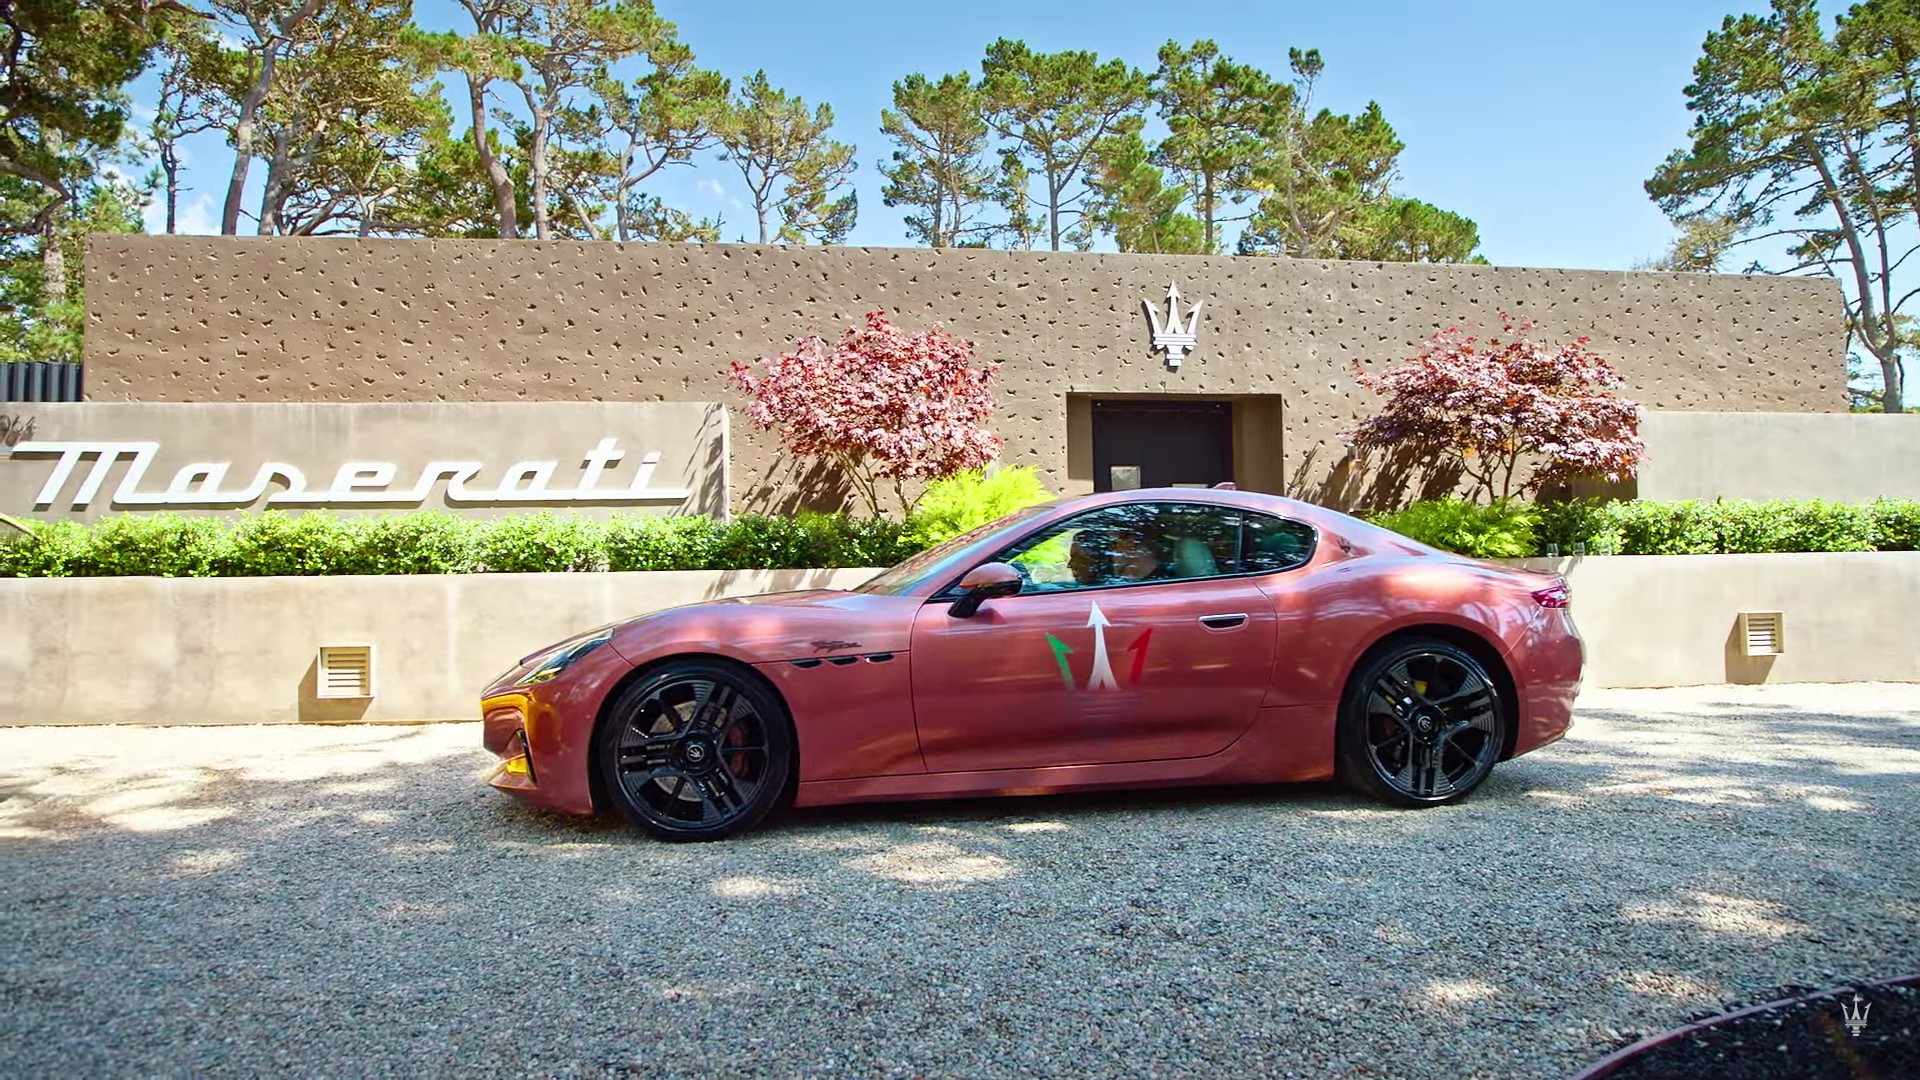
[[1045, 601, 1153, 692]]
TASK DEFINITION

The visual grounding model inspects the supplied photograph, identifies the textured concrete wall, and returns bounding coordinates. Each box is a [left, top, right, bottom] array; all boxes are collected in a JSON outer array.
[[6, 554, 1912, 725], [85, 238, 1850, 511], [0, 401, 728, 521], [1632, 411, 1920, 502], [0, 568, 880, 725]]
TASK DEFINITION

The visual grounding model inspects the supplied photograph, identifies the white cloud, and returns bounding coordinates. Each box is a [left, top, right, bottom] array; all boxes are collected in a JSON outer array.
[[156, 192, 221, 236], [698, 178, 725, 199], [729, 197, 744, 211]]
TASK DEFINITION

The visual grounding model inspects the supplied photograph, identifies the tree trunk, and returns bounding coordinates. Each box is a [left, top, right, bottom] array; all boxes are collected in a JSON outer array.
[[466, 73, 518, 239], [528, 108, 551, 240], [220, 1, 320, 235], [1875, 347, 1906, 414], [1046, 168, 1062, 251], [41, 211, 67, 309], [221, 52, 276, 234]]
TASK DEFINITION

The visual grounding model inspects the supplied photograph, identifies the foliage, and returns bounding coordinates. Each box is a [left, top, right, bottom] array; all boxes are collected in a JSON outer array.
[[879, 72, 1000, 247], [6, 501, 1916, 577], [979, 38, 1149, 251], [1869, 498, 1920, 550], [1345, 316, 1645, 500], [589, 22, 728, 243], [728, 311, 1002, 517], [905, 465, 1054, 548], [1365, 499, 1540, 560], [1524, 498, 1913, 556], [716, 71, 857, 244], [1647, 0, 1919, 412], [1148, 40, 1289, 252], [0, 0, 181, 205], [471, 512, 606, 572], [1083, 128, 1206, 254], [0, 510, 927, 577]]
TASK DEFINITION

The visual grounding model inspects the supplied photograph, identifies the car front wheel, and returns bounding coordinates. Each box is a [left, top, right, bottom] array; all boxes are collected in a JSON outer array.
[[596, 660, 795, 841], [1336, 637, 1506, 807]]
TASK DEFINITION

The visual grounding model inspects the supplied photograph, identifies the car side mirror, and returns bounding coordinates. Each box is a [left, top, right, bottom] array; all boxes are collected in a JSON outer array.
[[948, 562, 1022, 618]]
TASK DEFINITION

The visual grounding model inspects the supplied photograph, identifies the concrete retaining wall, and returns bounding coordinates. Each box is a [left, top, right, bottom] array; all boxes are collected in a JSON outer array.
[[1630, 411, 1920, 503], [1516, 552, 1920, 688], [4, 554, 1913, 727], [1, 568, 878, 726]]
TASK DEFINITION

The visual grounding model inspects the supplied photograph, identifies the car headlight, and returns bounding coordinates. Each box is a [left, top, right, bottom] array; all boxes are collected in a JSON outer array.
[[514, 630, 614, 686]]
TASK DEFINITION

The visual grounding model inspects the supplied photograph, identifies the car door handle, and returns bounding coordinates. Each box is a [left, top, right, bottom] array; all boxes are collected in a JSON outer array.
[[1198, 613, 1249, 630]]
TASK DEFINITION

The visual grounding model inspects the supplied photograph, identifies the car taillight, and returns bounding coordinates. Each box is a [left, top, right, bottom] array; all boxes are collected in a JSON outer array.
[[1532, 582, 1571, 608]]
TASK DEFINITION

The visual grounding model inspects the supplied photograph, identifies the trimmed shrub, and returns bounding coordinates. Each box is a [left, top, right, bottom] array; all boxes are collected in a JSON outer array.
[[1365, 498, 1539, 559], [72, 513, 229, 577], [604, 514, 726, 571], [6, 498, 1916, 577], [215, 511, 358, 577], [1605, 500, 1718, 555], [1869, 499, 1920, 551], [472, 513, 604, 573], [906, 465, 1053, 548], [340, 513, 477, 575], [1535, 499, 1623, 555], [0, 518, 90, 577]]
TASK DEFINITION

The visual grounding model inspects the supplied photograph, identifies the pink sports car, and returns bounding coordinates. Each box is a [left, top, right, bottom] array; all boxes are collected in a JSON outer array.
[[482, 488, 1582, 840]]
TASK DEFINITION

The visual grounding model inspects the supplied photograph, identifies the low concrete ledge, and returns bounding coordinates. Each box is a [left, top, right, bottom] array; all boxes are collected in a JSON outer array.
[[3, 554, 1915, 726], [1508, 552, 1920, 688], [0, 568, 881, 726]]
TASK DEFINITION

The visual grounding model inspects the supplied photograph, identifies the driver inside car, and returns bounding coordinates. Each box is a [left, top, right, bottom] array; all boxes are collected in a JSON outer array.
[[1068, 527, 1169, 585]]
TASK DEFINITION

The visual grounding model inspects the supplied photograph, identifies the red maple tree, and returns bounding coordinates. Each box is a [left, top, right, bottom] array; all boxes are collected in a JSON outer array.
[[1345, 315, 1643, 500], [729, 312, 1002, 515]]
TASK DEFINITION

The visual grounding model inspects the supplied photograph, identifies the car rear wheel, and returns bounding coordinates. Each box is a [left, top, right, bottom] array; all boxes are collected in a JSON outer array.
[[596, 660, 794, 841], [1336, 638, 1506, 807]]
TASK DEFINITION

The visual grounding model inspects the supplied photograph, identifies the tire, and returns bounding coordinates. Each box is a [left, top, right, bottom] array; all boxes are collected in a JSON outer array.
[[595, 660, 795, 841], [1335, 637, 1506, 808]]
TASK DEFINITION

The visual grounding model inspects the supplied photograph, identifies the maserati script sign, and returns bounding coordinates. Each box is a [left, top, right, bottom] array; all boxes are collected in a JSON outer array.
[[9, 437, 691, 510]]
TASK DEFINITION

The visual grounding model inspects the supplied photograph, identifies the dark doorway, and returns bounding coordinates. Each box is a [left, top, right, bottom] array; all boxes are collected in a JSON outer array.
[[1091, 399, 1233, 492]]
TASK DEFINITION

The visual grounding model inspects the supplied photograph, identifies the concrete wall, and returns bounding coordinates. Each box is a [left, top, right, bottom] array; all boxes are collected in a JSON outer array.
[[5, 555, 1913, 726], [0, 401, 728, 521], [0, 568, 877, 726], [84, 238, 1850, 511], [1514, 552, 1920, 688], [1630, 411, 1920, 503]]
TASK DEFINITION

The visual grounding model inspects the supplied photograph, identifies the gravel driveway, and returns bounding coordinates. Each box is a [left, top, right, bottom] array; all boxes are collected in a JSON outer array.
[[3, 683, 1917, 1078]]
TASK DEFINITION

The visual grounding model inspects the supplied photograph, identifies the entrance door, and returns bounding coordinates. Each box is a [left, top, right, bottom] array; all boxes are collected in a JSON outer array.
[[1091, 400, 1232, 492]]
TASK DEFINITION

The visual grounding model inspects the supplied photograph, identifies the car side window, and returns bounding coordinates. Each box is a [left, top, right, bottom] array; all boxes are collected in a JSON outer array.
[[1240, 513, 1317, 573], [995, 503, 1245, 593]]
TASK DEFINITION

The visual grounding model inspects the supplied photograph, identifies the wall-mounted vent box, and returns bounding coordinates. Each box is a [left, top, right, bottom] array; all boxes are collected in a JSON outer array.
[[317, 645, 376, 699], [1736, 612, 1785, 657]]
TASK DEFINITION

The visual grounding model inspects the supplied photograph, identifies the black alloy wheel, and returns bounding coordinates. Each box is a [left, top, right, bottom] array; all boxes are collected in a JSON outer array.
[[596, 661, 794, 841], [1336, 638, 1506, 807]]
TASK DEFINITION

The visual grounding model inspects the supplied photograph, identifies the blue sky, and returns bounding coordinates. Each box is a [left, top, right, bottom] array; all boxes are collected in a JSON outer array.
[[144, 0, 1775, 270]]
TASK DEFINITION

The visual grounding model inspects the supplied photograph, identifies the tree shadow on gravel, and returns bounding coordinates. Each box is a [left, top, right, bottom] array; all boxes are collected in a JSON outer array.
[[2, 692, 1916, 1079]]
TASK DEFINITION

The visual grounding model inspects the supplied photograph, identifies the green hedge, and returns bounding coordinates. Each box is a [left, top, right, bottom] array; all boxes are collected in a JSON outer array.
[[10, 497, 1917, 577], [1372, 497, 1920, 558], [0, 511, 923, 578]]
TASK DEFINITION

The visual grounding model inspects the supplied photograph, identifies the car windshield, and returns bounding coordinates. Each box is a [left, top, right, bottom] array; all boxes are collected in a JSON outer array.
[[855, 504, 1053, 596]]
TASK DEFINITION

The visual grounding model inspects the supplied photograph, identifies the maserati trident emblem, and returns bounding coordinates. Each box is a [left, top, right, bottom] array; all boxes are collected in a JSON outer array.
[[1841, 993, 1871, 1036], [1144, 282, 1204, 369]]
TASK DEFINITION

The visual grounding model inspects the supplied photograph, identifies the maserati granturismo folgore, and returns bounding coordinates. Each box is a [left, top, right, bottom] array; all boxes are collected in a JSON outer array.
[[481, 488, 1582, 840]]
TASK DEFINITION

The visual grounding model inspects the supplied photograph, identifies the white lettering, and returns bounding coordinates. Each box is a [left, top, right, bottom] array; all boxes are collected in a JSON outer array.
[[8, 438, 692, 511]]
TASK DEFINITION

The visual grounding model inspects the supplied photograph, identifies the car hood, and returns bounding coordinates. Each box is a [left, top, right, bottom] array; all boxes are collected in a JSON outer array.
[[609, 588, 922, 666]]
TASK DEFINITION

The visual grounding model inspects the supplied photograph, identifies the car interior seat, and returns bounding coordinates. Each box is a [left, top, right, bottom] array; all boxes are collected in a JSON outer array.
[[1168, 535, 1219, 578]]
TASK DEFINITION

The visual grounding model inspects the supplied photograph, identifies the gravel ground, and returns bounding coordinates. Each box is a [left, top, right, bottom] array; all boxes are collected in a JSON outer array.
[[2, 683, 1917, 1079]]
